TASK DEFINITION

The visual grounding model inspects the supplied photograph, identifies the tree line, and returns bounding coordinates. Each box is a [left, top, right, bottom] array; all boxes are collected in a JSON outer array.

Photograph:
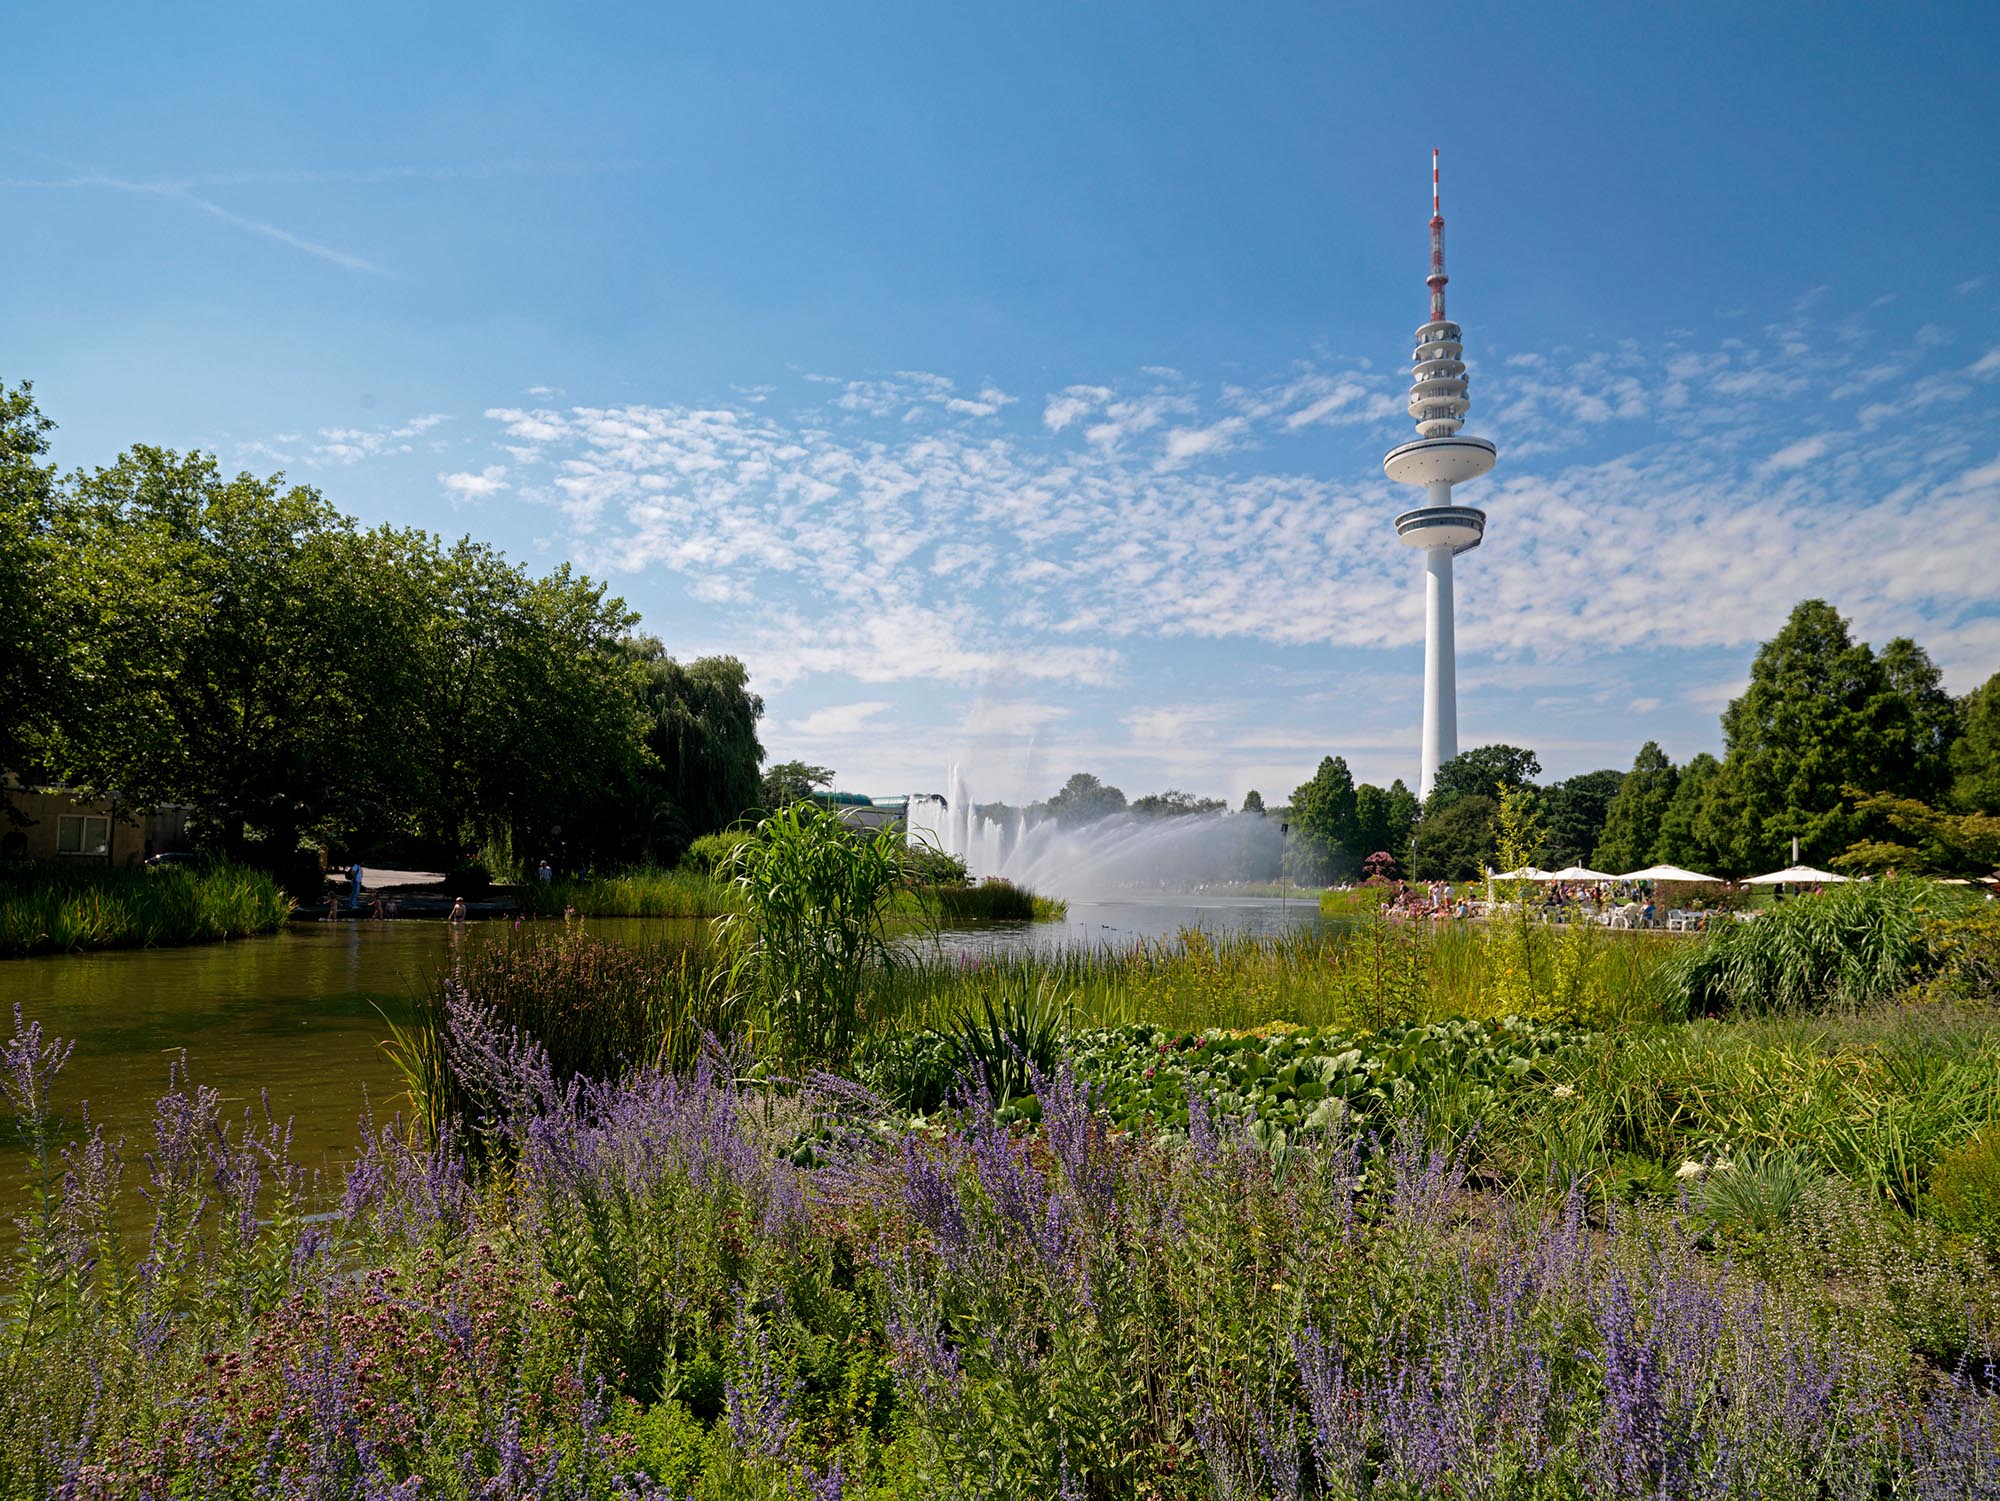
[[1407, 599, 2000, 880], [995, 600, 1999, 887], [0, 381, 766, 880]]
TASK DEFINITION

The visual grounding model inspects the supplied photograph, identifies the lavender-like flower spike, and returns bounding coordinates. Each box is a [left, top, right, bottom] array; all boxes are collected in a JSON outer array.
[[723, 1288, 799, 1462], [3, 1003, 74, 1147]]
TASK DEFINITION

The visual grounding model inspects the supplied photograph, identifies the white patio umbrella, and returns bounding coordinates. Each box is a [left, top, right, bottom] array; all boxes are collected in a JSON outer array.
[[1547, 864, 1616, 882], [1489, 866, 1549, 881], [1743, 864, 1849, 885], [1618, 863, 1721, 883]]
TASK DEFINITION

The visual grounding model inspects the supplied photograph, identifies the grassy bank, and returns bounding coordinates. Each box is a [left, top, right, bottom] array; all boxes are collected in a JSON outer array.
[[0, 863, 292, 957], [514, 866, 739, 919], [880, 918, 1681, 1036]]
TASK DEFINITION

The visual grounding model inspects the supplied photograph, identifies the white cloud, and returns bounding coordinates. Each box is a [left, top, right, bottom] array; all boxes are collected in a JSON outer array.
[[440, 465, 509, 498], [790, 701, 893, 736], [1757, 434, 1830, 474]]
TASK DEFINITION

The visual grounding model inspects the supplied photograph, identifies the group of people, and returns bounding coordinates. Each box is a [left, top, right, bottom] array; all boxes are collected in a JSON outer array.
[[1381, 881, 1475, 921]]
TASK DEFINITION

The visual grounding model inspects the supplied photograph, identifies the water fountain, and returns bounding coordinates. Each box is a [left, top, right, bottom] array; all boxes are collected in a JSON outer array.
[[907, 765, 1285, 900]]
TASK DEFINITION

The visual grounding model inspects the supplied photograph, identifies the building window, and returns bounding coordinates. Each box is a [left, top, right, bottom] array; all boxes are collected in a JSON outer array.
[[57, 815, 110, 857]]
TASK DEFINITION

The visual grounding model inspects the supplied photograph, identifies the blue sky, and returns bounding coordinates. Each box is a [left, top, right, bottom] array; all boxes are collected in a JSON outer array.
[[8, 2, 2000, 806]]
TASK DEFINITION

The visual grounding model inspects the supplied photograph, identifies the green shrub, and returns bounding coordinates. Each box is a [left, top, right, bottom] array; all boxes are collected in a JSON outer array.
[[1927, 1123, 2000, 1249], [1658, 876, 1955, 1018], [390, 926, 743, 1140], [682, 829, 760, 878], [1923, 907, 2000, 1003], [900, 843, 970, 888], [621, 1398, 711, 1492]]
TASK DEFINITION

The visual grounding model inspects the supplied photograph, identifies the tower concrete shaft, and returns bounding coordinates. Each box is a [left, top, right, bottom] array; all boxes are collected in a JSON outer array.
[[1385, 151, 1495, 799], [1422, 513, 1458, 791]]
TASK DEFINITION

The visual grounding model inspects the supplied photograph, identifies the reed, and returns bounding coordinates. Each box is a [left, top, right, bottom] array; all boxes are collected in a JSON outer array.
[[0, 863, 292, 958], [515, 866, 739, 919], [926, 879, 1067, 924]]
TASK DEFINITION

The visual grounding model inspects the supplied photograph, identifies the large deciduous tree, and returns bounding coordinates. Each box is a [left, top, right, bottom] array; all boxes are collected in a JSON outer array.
[[1877, 636, 1958, 803], [0, 382, 59, 797], [1425, 745, 1541, 815], [1541, 768, 1625, 869], [50, 448, 421, 859], [409, 540, 647, 864], [1410, 793, 1498, 880], [1951, 672, 2000, 815], [760, 761, 836, 811], [1130, 789, 1226, 817], [1353, 780, 1420, 868], [1655, 752, 1724, 872], [1045, 772, 1128, 826], [1592, 742, 1678, 872]]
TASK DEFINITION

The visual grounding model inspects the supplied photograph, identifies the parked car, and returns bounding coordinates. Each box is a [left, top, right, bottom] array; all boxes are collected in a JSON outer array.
[[143, 850, 205, 868]]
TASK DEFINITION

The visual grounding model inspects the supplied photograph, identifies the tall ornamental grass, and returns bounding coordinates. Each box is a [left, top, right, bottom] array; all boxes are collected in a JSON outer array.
[[5, 999, 1998, 1499], [1659, 876, 1963, 1019], [721, 802, 911, 1067], [0, 862, 291, 957], [516, 866, 739, 919]]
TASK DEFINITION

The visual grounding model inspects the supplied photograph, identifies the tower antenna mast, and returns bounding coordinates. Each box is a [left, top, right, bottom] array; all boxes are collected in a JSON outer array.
[[1383, 150, 1498, 799]]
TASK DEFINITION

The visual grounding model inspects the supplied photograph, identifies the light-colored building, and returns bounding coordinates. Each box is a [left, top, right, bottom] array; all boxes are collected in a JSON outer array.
[[0, 776, 191, 867]]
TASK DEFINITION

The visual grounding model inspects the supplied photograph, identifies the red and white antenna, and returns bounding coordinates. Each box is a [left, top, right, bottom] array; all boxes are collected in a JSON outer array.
[[1427, 148, 1448, 325]]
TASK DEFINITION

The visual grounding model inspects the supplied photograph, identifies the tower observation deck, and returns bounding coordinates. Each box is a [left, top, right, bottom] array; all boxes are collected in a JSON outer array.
[[1385, 151, 1497, 799]]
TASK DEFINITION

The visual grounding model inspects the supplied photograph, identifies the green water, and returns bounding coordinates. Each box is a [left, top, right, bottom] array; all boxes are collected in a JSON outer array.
[[0, 919, 699, 1188]]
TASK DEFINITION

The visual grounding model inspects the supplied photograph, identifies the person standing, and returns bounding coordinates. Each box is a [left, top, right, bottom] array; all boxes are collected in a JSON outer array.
[[537, 858, 554, 885], [349, 861, 364, 911]]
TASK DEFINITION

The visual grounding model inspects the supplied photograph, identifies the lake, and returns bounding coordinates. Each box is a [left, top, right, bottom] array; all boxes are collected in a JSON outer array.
[[0, 895, 1334, 1189]]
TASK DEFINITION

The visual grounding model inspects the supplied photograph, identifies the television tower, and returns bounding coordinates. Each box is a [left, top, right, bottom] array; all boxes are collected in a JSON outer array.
[[1384, 150, 1497, 799]]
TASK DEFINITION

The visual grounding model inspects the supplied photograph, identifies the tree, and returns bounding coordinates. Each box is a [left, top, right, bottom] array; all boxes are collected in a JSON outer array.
[[761, 760, 836, 810], [1354, 780, 1421, 868], [1425, 745, 1540, 815], [1541, 769, 1625, 869], [1044, 772, 1128, 826], [1704, 600, 1910, 871], [1130, 789, 1226, 817], [1835, 791, 2000, 876], [405, 538, 649, 865], [0, 382, 59, 798], [1951, 672, 2000, 815], [591, 639, 765, 865], [49, 448, 437, 859], [1410, 794, 1497, 880], [1592, 743, 1677, 872], [1655, 752, 1723, 872], [1877, 637, 1958, 803], [1241, 789, 1265, 815], [1290, 756, 1360, 877]]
